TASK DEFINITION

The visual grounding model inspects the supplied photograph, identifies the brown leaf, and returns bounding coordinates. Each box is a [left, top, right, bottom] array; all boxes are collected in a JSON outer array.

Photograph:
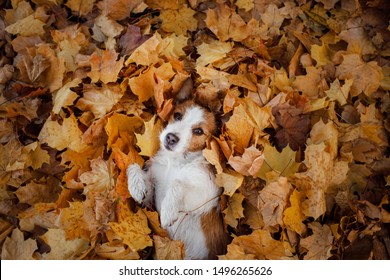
[[300, 222, 333, 260], [275, 111, 310, 151], [258, 177, 293, 227], [1, 228, 37, 260], [154, 235, 185, 260]]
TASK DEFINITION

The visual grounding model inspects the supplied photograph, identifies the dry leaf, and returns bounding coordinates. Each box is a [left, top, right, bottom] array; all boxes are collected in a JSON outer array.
[[38, 114, 86, 152], [258, 177, 293, 227], [154, 235, 185, 260], [300, 222, 333, 260], [1, 228, 37, 260]]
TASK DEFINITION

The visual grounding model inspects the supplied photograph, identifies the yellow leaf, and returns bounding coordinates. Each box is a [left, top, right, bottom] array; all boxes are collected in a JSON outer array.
[[196, 40, 233, 67], [1, 228, 37, 260], [41, 228, 89, 260], [104, 113, 143, 149], [125, 34, 161, 66], [283, 189, 306, 235], [216, 170, 244, 196], [109, 202, 152, 251], [223, 192, 245, 227], [76, 84, 124, 119], [129, 63, 175, 103], [203, 138, 224, 174], [52, 78, 81, 114], [311, 44, 333, 66], [336, 53, 383, 97], [225, 104, 253, 154], [257, 144, 299, 182], [88, 49, 124, 84], [66, 0, 96, 16], [153, 235, 184, 260], [5, 14, 46, 37], [160, 5, 197, 35], [38, 114, 86, 152], [228, 229, 286, 260], [205, 1, 251, 42], [219, 243, 256, 260], [325, 79, 353, 106], [258, 177, 293, 227], [23, 141, 50, 170], [136, 115, 163, 158]]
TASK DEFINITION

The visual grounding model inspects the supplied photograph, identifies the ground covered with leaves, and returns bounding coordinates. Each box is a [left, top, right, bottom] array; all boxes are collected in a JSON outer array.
[[1, 0, 390, 260]]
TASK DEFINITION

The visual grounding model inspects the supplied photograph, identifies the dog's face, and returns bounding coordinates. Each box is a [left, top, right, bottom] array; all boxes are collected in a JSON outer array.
[[159, 101, 216, 155]]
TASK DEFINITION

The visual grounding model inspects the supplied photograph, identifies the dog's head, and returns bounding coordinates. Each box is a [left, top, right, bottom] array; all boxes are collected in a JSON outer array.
[[159, 100, 217, 155]]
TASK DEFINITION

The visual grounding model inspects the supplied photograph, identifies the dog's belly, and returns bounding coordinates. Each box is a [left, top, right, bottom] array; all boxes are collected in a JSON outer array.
[[166, 213, 208, 259]]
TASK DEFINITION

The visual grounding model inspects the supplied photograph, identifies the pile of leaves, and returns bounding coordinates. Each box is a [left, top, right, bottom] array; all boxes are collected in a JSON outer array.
[[1, 0, 389, 260]]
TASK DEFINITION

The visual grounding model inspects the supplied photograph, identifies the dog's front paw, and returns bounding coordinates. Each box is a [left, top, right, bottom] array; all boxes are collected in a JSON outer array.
[[127, 164, 147, 203], [159, 205, 179, 229]]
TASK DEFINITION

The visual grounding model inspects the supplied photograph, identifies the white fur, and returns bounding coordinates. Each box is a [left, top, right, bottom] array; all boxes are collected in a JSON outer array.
[[127, 105, 220, 259]]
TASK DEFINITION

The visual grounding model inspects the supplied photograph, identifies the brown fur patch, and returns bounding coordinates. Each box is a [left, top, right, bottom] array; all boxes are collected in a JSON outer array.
[[201, 207, 229, 259], [170, 101, 217, 153]]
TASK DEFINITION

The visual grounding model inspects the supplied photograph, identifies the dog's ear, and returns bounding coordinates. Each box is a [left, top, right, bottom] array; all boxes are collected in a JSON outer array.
[[175, 77, 193, 104]]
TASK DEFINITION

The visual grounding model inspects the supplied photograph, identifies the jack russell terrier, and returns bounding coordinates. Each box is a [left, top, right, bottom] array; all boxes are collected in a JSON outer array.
[[127, 92, 228, 259]]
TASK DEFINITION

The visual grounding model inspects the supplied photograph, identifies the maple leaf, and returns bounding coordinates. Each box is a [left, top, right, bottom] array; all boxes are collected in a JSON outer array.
[[223, 192, 245, 228], [104, 113, 143, 150], [196, 40, 233, 67], [300, 222, 333, 260], [226, 229, 286, 260], [258, 177, 293, 228], [215, 170, 244, 197], [275, 111, 310, 151], [154, 235, 185, 260], [109, 201, 152, 252], [336, 53, 383, 97], [66, 0, 96, 16], [98, 0, 143, 20], [160, 5, 198, 35], [283, 189, 307, 235], [38, 114, 86, 152], [76, 84, 124, 119], [257, 144, 299, 182], [135, 115, 163, 158], [52, 78, 80, 114], [205, 0, 251, 42], [228, 146, 264, 177], [1, 228, 37, 260], [40, 228, 89, 260], [88, 49, 124, 84]]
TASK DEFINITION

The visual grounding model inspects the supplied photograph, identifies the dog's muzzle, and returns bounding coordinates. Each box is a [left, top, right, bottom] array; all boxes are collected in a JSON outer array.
[[165, 133, 179, 150]]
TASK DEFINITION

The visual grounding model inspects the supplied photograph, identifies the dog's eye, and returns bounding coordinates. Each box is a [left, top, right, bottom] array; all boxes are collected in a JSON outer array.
[[173, 112, 182, 121], [193, 128, 204, 135]]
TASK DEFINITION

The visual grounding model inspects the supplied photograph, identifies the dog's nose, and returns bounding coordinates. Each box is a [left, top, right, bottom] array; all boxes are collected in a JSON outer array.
[[165, 133, 179, 150]]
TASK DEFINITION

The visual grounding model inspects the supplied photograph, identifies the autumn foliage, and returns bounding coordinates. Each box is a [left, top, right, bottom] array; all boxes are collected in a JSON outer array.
[[1, 0, 390, 260]]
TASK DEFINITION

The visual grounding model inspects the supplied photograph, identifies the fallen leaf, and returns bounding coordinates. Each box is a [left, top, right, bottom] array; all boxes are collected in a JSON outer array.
[[40, 228, 89, 260], [76, 84, 124, 119], [223, 192, 245, 228], [336, 53, 383, 97], [228, 229, 286, 260], [228, 146, 264, 177], [88, 49, 124, 84], [258, 177, 293, 227], [160, 5, 198, 35], [283, 189, 307, 235], [300, 222, 333, 260], [1, 228, 37, 260], [109, 201, 152, 251], [216, 170, 244, 196], [38, 114, 86, 152], [154, 235, 185, 260]]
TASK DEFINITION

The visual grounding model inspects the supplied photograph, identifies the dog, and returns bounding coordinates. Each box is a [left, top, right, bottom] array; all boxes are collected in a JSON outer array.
[[127, 96, 228, 259]]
